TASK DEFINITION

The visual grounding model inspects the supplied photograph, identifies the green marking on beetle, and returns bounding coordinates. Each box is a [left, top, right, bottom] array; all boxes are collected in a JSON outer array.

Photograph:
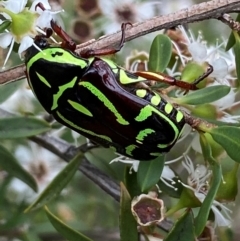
[[136, 89, 147, 98], [111, 68, 118, 74], [36, 72, 51, 88], [26, 47, 88, 72], [79, 81, 129, 125], [135, 104, 179, 143], [51, 77, 78, 110], [136, 128, 155, 141], [125, 145, 137, 156], [68, 100, 93, 117], [176, 111, 184, 123], [119, 69, 146, 84], [151, 93, 161, 106], [164, 103, 173, 114], [101, 58, 118, 69], [135, 105, 152, 122], [56, 111, 112, 142], [100, 58, 119, 74]]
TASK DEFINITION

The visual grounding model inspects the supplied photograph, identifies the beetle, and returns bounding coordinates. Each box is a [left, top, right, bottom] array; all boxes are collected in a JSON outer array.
[[25, 19, 212, 161]]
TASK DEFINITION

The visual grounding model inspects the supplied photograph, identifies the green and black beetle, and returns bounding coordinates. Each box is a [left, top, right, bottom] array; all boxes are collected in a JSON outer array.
[[25, 19, 212, 161]]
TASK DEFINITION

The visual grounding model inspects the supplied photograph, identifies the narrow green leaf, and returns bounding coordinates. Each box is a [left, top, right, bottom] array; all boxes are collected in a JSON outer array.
[[194, 134, 221, 236], [137, 155, 165, 192], [178, 85, 230, 105], [124, 167, 141, 198], [0, 81, 23, 104], [0, 117, 51, 139], [25, 153, 82, 212], [226, 14, 240, 51], [216, 163, 238, 201], [0, 20, 11, 33], [45, 206, 92, 241], [165, 210, 195, 241], [4, 201, 28, 229], [0, 145, 37, 192], [199, 133, 216, 165], [226, 31, 235, 51], [208, 126, 240, 163], [119, 182, 138, 241], [233, 31, 240, 87], [195, 163, 221, 236], [148, 34, 172, 72]]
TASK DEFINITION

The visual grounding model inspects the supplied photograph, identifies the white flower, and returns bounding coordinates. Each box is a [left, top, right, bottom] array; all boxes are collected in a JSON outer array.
[[1, 0, 28, 14], [175, 26, 233, 86], [181, 155, 232, 227], [110, 155, 139, 173], [0, 21, 34, 68], [30, 0, 60, 29], [110, 154, 179, 191], [0, 80, 35, 113], [0, 0, 61, 68], [160, 165, 178, 191], [98, 0, 159, 34], [172, 26, 240, 124], [188, 41, 208, 63], [182, 155, 211, 192], [158, 0, 195, 15], [8, 142, 66, 203], [196, 192, 232, 227]]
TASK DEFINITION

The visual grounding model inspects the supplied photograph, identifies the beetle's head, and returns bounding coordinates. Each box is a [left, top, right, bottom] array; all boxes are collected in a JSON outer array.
[[24, 35, 50, 63]]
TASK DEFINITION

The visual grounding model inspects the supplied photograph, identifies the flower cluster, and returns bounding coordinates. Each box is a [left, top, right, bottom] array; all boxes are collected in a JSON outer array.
[[0, 0, 61, 68], [110, 24, 238, 234]]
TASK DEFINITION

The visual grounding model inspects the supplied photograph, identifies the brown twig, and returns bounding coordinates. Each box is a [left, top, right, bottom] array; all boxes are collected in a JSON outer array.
[[0, 0, 240, 84], [218, 13, 240, 30]]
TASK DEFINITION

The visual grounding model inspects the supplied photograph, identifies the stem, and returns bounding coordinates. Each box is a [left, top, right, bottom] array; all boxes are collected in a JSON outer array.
[[183, 110, 217, 133]]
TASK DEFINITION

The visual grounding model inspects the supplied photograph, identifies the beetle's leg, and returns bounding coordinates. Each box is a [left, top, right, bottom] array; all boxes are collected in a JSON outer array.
[[134, 64, 213, 91], [35, 2, 45, 11], [189, 64, 213, 86], [80, 22, 132, 58], [50, 20, 76, 51]]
